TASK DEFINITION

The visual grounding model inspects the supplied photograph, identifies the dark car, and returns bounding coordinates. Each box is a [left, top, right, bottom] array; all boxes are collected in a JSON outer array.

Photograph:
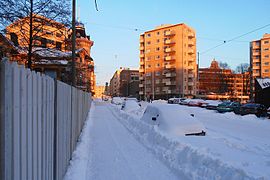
[[236, 103, 267, 117], [217, 102, 241, 113]]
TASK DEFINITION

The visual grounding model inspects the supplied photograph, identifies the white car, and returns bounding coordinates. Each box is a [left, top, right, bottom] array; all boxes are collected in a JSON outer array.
[[141, 104, 206, 136], [121, 99, 141, 113], [111, 97, 123, 105]]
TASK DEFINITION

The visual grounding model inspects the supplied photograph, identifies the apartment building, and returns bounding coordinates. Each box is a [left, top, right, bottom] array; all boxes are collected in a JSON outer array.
[[2, 15, 95, 94], [250, 33, 270, 100], [139, 23, 197, 100], [109, 68, 139, 97], [198, 59, 250, 102]]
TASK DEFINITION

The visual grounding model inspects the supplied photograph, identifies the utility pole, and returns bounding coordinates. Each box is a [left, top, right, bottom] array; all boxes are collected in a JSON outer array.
[[197, 52, 200, 96], [71, 0, 76, 86]]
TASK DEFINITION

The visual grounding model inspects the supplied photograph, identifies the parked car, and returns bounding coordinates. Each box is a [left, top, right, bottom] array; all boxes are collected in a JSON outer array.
[[111, 97, 123, 105], [205, 101, 222, 110], [168, 98, 185, 104], [141, 104, 206, 136], [217, 102, 241, 113], [236, 103, 268, 117], [187, 99, 205, 107]]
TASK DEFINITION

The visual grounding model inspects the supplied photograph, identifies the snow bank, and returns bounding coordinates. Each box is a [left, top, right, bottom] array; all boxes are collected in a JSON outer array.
[[122, 100, 141, 113], [109, 104, 261, 180], [64, 102, 95, 180]]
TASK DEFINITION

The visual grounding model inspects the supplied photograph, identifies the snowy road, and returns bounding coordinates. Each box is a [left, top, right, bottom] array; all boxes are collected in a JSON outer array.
[[64, 101, 178, 180]]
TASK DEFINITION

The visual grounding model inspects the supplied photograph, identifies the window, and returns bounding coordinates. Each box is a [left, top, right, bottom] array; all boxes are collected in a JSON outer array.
[[56, 42, 62, 50], [265, 55, 269, 58], [156, 55, 160, 60], [265, 62, 269, 66], [156, 47, 160, 51], [147, 64, 151, 68], [146, 56, 151, 61], [264, 48, 269, 51], [156, 63, 160, 67], [157, 31, 160, 35], [147, 33, 151, 37], [146, 49, 150, 53], [265, 69, 269, 73], [156, 39, 160, 43], [264, 40, 269, 44], [147, 41, 151, 45], [155, 71, 160, 76]]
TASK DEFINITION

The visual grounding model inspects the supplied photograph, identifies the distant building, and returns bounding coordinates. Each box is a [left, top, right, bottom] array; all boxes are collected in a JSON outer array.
[[139, 23, 197, 100], [250, 33, 270, 100], [198, 59, 250, 102], [95, 86, 105, 98], [109, 68, 139, 98]]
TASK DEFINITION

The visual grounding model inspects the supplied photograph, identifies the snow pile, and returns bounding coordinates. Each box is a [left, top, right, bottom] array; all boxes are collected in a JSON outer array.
[[111, 97, 123, 105], [64, 103, 95, 180], [109, 103, 268, 179], [152, 99, 167, 104], [122, 100, 141, 113], [141, 104, 206, 136]]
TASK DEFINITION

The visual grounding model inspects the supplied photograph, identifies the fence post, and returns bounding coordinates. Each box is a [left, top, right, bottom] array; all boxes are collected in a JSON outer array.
[[53, 79, 57, 180]]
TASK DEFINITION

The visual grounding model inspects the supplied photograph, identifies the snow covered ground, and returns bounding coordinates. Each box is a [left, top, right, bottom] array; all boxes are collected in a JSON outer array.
[[65, 100, 270, 180]]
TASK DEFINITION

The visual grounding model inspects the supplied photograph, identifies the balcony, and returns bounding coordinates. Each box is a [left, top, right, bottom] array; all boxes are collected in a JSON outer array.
[[140, 61, 144, 65], [140, 54, 145, 58], [187, 66, 194, 70], [188, 41, 195, 46], [253, 72, 260, 77], [139, 91, 144, 95], [140, 46, 145, 50], [188, 58, 194, 62], [253, 66, 260, 70], [140, 37, 144, 43], [188, 32, 195, 38], [188, 82, 194, 86], [166, 81, 176, 86], [139, 84, 144, 88], [188, 49, 194, 54], [139, 76, 144, 80], [162, 87, 169, 91], [165, 56, 175, 61], [164, 30, 175, 36], [165, 64, 176, 69], [252, 58, 260, 63], [165, 73, 176, 77], [188, 74, 194, 78], [139, 68, 144, 73], [164, 39, 175, 45], [165, 48, 175, 53]]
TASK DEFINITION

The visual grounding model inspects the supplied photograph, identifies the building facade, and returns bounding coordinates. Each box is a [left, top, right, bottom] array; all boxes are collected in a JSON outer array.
[[109, 68, 139, 98], [139, 23, 197, 100], [95, 86, 105, 98], [250, 33, 270, 100], [198, 59, 250, 102], [2, 15, 95, 94]]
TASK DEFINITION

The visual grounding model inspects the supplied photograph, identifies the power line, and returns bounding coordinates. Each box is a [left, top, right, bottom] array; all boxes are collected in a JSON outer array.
[[88, 22, 145, 32], [200, 23, 270, 54]]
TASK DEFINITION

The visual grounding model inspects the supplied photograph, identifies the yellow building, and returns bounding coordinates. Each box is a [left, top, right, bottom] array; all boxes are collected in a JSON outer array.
[[6, 14, 68, 51], [250, 33, 270, 99], [95, 86, 105, 98], [139, 23, 197, 100]]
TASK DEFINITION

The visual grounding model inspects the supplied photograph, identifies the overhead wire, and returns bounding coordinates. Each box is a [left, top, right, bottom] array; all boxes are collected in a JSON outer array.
[[200, 23, 270, 54]]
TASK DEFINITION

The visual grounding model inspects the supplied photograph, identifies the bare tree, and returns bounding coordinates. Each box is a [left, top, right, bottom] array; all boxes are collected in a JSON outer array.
[[0, 0, 70, 68]]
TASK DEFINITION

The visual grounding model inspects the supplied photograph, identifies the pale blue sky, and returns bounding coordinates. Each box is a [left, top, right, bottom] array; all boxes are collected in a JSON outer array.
[[77, 0, 270, 85]]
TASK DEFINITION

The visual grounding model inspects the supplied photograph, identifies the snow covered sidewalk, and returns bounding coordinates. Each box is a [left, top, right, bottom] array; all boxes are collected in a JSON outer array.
[[64, 101, 178, 180]]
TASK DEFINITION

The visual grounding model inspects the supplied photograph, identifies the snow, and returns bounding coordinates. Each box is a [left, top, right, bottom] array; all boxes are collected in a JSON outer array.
[[64, 101, 178, 180], [111, 97, 123, 105], [110, 102, 270, 179], [65, 100, 270, 179], [34, 59, 68, 65], [122, 99, 141, 113], [141, 104, 206, 136]]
